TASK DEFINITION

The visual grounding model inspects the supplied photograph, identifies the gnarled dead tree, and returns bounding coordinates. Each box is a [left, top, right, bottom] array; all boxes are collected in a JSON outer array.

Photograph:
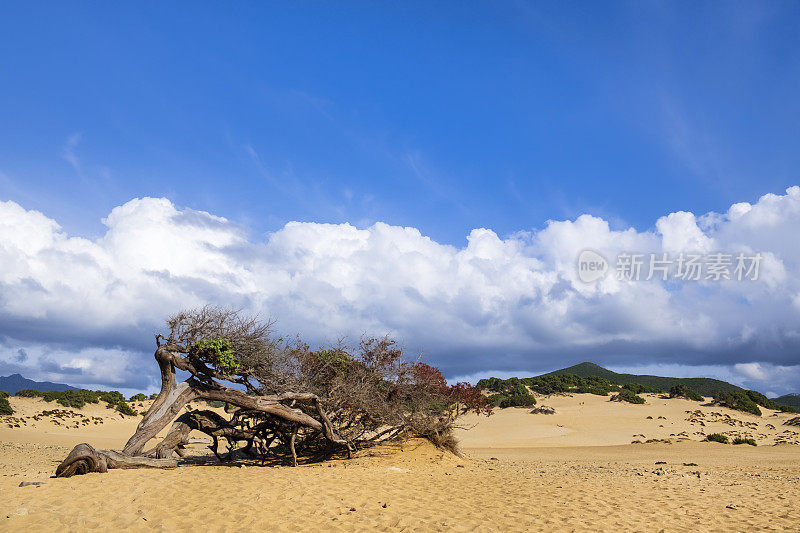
[[56, 307, 489, 477]]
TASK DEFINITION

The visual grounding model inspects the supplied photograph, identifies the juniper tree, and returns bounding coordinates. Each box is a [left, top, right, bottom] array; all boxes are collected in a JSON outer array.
[[56, 306, 488, 477]]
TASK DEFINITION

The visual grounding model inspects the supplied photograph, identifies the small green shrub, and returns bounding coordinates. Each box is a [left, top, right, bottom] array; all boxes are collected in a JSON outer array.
[[477, 377, 505, 392], [98, 390, 125, 406], [623, 383, 661, 395], [711, 389, 796, 415], [487, 393, 507, 406], [0, 390, 9, 399], [744, 390, 780, 410], [706, 433, 729, 444], [0, 396, 13, 415], [502, 391, 536, 408], [116, 401, 138, 416], [669, 384, 704, 402], [743, 391, 796, 412], [612, 389, 646, 404], [482, 377, 536, 408], [129, 393, 147, 402], [53, 390, 98, 408], [524, 374, 582, 394], [713, 390, 762, 416], [732, 437, 757, 446], [480, 373, 622, 398], [575, 376, 618, 396], [12, 388, 130, 410], [149, 393, 158, 400]]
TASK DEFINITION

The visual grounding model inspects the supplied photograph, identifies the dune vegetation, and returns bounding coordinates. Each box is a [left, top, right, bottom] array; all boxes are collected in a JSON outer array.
[[479, 367, 797, 415], [0, 390, 13, 415], [15, 388, 138, 416]]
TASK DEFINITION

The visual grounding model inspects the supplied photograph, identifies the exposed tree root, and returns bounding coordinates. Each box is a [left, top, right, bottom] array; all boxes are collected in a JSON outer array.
[[56, 443, 178, 477]]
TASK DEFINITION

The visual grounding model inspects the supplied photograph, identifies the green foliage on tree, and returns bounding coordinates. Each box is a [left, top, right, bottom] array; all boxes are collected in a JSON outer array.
[[194, 337, 239, 374], [129, 393, 147, 402], [314, 348, 353, 368]]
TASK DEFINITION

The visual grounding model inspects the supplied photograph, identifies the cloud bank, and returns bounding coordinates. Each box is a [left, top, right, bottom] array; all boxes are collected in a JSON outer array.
[[1, 187, 799, 394]]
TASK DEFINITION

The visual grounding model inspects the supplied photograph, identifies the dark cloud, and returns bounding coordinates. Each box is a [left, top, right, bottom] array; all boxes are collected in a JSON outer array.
[[39, 357, 84, 375], [0, 312, 161, 354], [0, 359, 29, 376]]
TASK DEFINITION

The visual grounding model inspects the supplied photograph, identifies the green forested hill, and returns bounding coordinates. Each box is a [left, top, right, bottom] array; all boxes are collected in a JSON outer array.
[[540, 362, 742, 397], [477, 362, 797, 414]]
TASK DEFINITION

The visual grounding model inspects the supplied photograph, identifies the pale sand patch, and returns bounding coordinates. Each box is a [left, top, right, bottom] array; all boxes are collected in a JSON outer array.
[[1, 394, 798, 531], [454, 392, 800, 447]]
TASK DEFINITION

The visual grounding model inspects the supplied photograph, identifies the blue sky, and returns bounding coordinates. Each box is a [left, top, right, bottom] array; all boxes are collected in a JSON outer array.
[[2, 2, 800, 395], [2, 1, 799, 243]]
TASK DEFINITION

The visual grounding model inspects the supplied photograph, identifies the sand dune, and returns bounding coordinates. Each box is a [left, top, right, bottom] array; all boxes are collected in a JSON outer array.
[[1, 394, 798, 531], [454, 392, 800, 447]]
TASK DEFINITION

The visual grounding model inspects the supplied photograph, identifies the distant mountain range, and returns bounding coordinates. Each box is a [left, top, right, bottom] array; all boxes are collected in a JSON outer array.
[[0, 373, 77, 394], [539, 362, 799, 410]]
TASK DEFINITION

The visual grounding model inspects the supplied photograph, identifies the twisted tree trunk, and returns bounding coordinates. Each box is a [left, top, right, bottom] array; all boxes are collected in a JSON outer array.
[[56, 345, 350, 477]]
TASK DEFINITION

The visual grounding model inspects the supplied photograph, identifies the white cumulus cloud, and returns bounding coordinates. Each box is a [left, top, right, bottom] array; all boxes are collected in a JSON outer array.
[[0, 187, 799, 394]]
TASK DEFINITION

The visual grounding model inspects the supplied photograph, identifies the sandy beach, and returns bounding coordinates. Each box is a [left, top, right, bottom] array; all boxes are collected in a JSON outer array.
[[1, 394, 798, 532]]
